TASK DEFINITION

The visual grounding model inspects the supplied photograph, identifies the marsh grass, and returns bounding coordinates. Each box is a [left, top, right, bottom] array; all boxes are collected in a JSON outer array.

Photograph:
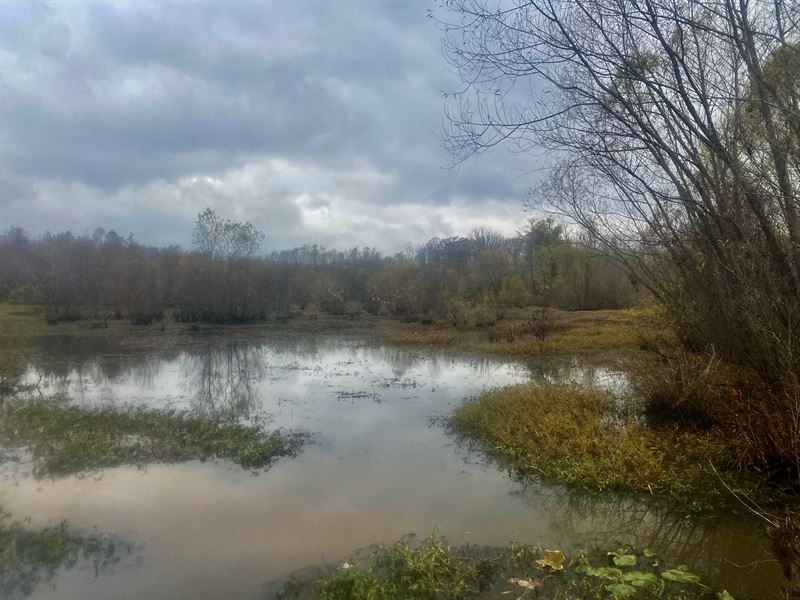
[[278, 534, 731, 599], [0, 397, 305, 477], [317, 536, 497, 600], [383, 307, 664, 358], [449, 384, 753, 510], [0, 507, 134, 598]]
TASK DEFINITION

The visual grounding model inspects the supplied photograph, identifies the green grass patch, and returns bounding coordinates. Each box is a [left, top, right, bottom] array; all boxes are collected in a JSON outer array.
[[0, 397, 305, 478], [0, 507, 135, 598], [278, 534, 735, 599], [449, 383, 752, 510]]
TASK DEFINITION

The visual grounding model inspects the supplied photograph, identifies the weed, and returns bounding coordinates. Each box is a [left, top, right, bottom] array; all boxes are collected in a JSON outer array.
[[0, 397, 305, 478], [279, 535, 733, 599]]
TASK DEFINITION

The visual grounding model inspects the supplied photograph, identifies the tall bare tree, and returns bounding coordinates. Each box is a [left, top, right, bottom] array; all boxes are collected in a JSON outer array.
[[440, 0, 800, 385]]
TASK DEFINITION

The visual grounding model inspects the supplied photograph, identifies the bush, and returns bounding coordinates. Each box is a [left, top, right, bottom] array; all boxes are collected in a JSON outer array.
[[470, 304, 496, 327], [528, 306, 558, 342], [306, 303, 321, 320], [320, 282, 348, 315], [5, 285, 42, 305], [498, 275, 532, 307], [442, 298, 469, 327], [724, 383, 800, 484], [630, 349, 731, 427], [345, 301, 364, 320]]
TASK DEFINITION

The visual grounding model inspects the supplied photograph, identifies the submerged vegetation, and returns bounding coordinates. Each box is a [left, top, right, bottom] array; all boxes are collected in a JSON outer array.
[[277, 534, 736, 600], [0, 507, 134, 599], [0, 397, 304, 478]]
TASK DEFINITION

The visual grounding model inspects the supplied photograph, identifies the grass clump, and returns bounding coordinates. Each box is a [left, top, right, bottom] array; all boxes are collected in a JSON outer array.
[[0, 507, 134, 598], [279, 535, 735, 599], [450, 383, 748, 509], [318, 536, 497, 600], [0, 398, 305, 478]]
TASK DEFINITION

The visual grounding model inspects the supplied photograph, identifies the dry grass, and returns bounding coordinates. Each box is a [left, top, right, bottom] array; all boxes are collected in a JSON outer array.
[[383, 306, 667, 358], [450, 383, 755, 509]]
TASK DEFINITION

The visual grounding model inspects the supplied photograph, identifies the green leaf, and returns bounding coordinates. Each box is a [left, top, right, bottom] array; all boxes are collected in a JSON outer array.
[[580, 566, 623, 580], [622, 571, 658, 588], [718, 592, 736, 600], [661, 568, 701, 584], [610, 553, 637, 567], [606, 583, 637, 598]]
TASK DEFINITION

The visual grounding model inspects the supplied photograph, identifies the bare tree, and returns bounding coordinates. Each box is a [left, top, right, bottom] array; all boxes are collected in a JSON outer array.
[[440, 0, 800, 385]]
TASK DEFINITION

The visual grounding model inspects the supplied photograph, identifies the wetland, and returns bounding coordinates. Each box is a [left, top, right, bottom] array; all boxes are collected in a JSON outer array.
[[0, 312, 784, 599]]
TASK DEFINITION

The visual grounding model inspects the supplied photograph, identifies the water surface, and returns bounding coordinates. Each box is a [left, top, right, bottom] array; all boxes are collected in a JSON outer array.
[[1, 331, 782, 599]]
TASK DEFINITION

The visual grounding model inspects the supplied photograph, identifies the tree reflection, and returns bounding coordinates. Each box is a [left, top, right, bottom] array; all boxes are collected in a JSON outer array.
[[0, 506, 136, 599], [182, 343, 269, 417], [515, 484, 783, 599]]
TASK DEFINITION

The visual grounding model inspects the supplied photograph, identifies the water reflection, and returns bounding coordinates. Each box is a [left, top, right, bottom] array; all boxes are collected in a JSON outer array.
[[0, 506, 136, 600], [1, 332, 781, 599], [22, 337, 624, 419], [182, 344, 270, 417], [525, 486, 780, 597]]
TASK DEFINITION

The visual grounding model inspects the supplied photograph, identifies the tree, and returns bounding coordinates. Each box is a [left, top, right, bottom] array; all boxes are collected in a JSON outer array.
[[191, 208, 265, 261], [440, 0, 800, 385]]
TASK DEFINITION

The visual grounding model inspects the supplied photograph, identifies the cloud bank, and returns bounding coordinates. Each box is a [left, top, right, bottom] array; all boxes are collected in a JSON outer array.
[[0, 1, 540, 252]]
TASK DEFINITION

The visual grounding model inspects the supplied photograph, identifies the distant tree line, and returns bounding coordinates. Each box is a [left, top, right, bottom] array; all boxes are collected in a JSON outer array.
[[0, 210, 639, 325]]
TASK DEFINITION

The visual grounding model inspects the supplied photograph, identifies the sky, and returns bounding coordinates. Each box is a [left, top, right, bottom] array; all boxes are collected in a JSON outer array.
[[0, 1, 542, 253]]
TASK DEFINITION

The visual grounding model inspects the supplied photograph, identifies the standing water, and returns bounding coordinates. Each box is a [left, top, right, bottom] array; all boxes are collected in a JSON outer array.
[[1, 330, 782, 599]]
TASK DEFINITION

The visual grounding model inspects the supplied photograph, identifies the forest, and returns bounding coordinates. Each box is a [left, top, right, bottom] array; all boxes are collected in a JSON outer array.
[[0, 210, 638, 327]]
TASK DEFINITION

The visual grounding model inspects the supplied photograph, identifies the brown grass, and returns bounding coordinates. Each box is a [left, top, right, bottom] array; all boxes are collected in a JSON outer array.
[[383, 306, 667, 358], [450, 383, 757, 509]]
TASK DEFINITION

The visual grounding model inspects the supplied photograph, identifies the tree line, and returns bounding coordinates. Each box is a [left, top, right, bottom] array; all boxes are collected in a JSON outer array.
[[0, 210, 638, 326]]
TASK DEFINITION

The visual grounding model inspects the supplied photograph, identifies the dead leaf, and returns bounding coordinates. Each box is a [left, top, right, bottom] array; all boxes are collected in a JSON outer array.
[[508, 577, 538, 589], [535, 549, 565, 571]]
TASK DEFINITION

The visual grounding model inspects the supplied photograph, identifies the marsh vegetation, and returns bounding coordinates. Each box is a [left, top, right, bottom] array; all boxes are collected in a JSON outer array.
[[0, 396, 304, 479], [0, 308, 787, 599], [276, 535, 735, 600], [1, 3, 800, 596]]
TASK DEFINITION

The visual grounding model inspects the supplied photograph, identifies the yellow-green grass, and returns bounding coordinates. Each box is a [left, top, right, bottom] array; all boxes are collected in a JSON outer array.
[[382, 307, 670, 358], [450, 383, 754, 510]]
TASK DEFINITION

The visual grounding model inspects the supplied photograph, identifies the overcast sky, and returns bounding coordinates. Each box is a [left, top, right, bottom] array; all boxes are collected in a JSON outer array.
[[0, 1, 542, 252]]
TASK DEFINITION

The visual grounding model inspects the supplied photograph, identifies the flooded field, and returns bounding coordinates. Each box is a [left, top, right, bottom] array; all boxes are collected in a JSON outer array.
[[0, 330, 783, 599]]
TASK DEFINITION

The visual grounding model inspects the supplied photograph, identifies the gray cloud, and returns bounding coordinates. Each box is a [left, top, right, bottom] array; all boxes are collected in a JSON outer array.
[[0, 0, 539, 252]]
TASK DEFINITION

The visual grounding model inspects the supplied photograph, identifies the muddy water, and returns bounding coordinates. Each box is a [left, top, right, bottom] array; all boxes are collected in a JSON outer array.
[[1, 332, 783, 599]]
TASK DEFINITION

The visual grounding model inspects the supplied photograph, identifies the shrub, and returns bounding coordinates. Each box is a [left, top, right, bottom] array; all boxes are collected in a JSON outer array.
[[306, 303, 321, 320], [498, 275, 532, 307], [442, 298, 469, 327], [345, 301, 364, 320], [470, 304, 496, 327], [5, 285, 42, 305]]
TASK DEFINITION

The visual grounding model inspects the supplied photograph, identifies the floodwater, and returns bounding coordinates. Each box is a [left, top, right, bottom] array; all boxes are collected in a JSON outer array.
[[1, 330, 784, 599]]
